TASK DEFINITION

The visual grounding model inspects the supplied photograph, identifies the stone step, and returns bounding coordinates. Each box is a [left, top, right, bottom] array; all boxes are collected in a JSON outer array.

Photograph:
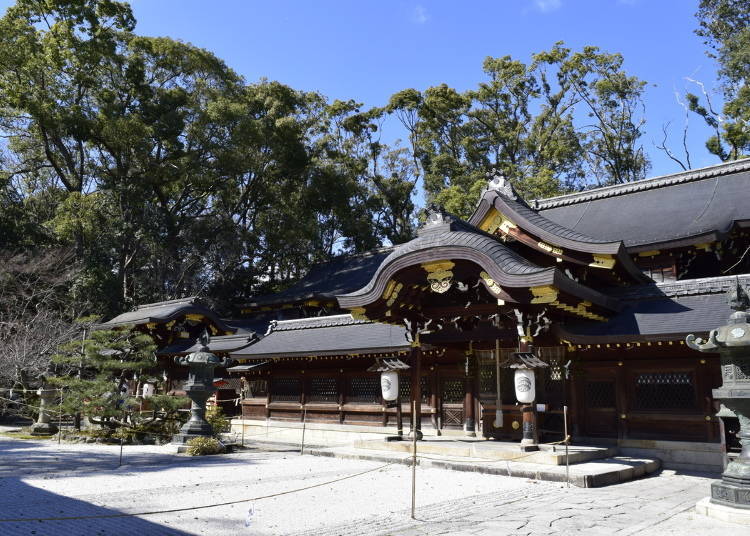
[[353, 438, 617, 465], [307, 445, 660, 488]]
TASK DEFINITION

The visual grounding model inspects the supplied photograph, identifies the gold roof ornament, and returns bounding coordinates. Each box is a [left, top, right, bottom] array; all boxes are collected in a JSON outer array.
[[422, 260, 455, 294]]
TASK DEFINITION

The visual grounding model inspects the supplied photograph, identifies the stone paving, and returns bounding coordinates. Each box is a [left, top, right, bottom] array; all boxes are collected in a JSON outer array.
[[0, 434, 747, 535]]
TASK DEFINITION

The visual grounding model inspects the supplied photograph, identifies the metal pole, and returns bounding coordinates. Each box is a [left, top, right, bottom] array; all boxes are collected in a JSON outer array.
[[564, 405, 570, 488], [241, 414, 245, 447], [57, 388, 62, 446], [411, 399, 417, 520], [119, 437, 124, 467], [300, 406, 307, 455]]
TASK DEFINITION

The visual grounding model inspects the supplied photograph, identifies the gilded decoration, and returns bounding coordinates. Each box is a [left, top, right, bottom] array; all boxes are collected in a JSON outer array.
[[589, 254, 616, 269], [537, 241, 563, 257], [529, 286, 605, 320], [530, 285, 559, 304], [478, 209, 516, 237], [422, 260, 455, 294], [382, 280, 404, 307], [479, 271, 503, 296]]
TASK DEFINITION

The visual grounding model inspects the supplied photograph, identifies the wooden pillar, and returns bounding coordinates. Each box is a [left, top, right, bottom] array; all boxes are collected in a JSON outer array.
[[464, 350, 476, 437], [300, 372, 306, 422], [615, 360, 627, 440], [338, 373, 345, 424], [410, 332, 423, 440], [397, 387, 404, 437], [519, 336, 539, 451], [430, 370, 438, 432], [265, 372, 272, 420]]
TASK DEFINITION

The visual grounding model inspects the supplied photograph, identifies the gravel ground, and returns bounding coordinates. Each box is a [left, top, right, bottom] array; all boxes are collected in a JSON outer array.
[[0, 435, 747, 536]]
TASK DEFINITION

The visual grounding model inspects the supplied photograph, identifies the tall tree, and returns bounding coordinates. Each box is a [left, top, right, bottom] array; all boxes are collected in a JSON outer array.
[[690, 0, 750, 161], [386, 43, 649, 218]]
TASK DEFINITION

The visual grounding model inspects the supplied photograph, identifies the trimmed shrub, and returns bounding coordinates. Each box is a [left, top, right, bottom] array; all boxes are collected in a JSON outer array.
[[206, 406, 230, 436], [186, 436, 224, 456]]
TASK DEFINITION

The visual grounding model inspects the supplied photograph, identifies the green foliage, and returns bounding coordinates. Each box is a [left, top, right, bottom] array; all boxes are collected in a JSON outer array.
[[0, 1, 656, 319], [50, 325, 156, 426], [206, 405, 230, 436], [186, 436, 224, 456], [386, 42, 649, 218], [690, 0, 750, 161]]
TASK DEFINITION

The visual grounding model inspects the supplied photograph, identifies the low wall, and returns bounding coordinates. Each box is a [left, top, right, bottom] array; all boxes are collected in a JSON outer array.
[[618, 438, 724, 473], [230, 418, 441, 447]]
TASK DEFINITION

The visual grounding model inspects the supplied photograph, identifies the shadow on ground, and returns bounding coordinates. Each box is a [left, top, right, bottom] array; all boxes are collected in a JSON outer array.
[[0, 436, 283, 479], [0, 477, 193, 535]]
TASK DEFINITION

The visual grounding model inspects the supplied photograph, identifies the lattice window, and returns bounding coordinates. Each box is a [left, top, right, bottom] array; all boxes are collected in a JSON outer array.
[[398, 375, 430, 403], [739, 361, 750, 380], [585, 381, 616, 408], [347, 376, 381, 403], [476, 349, 516, 403], [633, 372, 695, 410], [443, 407, 463, 426], [243, 379, 268, 398], [308, 377, 338, 403], [270, 377, 301, 402], [442, 379, 465, 403]]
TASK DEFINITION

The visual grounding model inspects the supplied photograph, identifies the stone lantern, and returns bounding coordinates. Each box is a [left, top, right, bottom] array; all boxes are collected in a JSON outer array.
[[30, 385, 59, 436], [172, 331, 232, 444], [687, 279, 750, 522]]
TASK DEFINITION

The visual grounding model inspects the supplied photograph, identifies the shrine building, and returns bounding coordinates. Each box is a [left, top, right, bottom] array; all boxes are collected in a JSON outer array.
[[102, 159, 750, 472]]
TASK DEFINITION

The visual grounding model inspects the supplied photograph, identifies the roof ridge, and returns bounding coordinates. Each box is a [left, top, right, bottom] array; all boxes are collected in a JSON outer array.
[[276, 314, 354, 324], [620, 273, 750, 300], [271, 314, 371, 331], [533, 158, 750, 209], [135, 296, 199, 310]]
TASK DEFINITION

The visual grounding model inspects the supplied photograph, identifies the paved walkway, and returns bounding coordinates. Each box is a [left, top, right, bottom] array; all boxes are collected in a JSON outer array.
[[0, 435, 746, 535]]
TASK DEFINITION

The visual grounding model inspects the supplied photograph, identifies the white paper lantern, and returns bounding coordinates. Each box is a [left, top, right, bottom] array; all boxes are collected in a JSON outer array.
[[381, 371, 399, 401], [514, 368, 536, 404], [142, 382, 155, 398]]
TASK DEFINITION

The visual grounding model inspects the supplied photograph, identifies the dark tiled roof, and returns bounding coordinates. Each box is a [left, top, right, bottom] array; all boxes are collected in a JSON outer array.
[[558, 292, 730, 343], [503, 194, 610, 244], [535, 160, 750, 249], [614, 274, 750, 301], [534, 159, 750, 209], [229, 314, 410, 359], [223, 318, 271, 335], [339, 208, 620, 312], [157, 333, 258, 356], [341, 211, 550, 303], [102, 297, 234, 333], [559, 274, 750, 342], [247, 248, 393, 307]]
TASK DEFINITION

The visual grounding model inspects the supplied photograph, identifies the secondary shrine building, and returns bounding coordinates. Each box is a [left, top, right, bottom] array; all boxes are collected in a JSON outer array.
[[103, 159, 750, 472]]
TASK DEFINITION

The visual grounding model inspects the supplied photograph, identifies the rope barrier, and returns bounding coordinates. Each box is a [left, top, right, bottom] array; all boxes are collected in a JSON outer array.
[[0, 461, 397, 523], [0, 387, 63, 394], [0, 395, 64, 416]]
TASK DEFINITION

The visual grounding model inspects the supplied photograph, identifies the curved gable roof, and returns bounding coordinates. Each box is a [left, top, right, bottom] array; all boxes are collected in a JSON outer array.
[[245, 248, 393, 308], [338, 208, 620, 313], [535, 159, 750, 250], [102, 297, 234, 333]]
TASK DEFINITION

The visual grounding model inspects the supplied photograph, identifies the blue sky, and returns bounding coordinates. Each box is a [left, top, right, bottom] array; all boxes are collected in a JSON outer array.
[[1, 0, 724, 181]]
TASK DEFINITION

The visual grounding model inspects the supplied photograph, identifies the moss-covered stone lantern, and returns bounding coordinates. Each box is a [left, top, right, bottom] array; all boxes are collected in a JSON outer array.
[[687, 279, 750, 520], [172, 331, 232, 444]]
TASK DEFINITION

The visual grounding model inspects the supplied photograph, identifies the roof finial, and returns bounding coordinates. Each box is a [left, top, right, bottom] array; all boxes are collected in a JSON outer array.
[[485, 168, 516, 200], [425, 203, 452, 226], [197, 328, 211, 351], [729, 277, 750, 312]]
